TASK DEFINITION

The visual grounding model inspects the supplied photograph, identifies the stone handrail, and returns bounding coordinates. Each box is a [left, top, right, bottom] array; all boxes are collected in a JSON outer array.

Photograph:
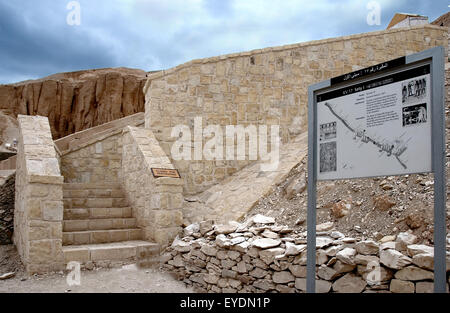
[[121, 126, 183, 247], [55, 112, 144, 155]]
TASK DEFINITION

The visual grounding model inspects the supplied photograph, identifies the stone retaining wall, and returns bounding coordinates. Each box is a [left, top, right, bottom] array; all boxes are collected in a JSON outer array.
[[60, 132, 123, 184], [144, 25, 448, 195], [14, 115, 64, 273], [162, 217, 450, 293], [58, 114, 145, 184], [121, 126, 184, 247]]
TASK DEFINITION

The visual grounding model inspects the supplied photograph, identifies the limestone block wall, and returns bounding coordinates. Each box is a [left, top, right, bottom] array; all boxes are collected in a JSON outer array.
[[122, 126, 183, 246], [14, 115, 64, 274], [60, 132, 123, 184], [144, 24, 448, 195]]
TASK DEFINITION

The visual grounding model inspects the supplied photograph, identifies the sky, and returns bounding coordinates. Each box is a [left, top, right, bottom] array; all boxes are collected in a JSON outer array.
[[0, 0, 447, 84]]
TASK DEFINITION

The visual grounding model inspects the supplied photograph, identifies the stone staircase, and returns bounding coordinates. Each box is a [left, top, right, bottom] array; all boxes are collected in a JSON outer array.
[[61, 183, 160, 267]]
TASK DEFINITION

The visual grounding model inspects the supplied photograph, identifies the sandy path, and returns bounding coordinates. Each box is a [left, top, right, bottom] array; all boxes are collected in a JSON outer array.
[[0, 245, 193, 293], [0, 265, 194, 293]]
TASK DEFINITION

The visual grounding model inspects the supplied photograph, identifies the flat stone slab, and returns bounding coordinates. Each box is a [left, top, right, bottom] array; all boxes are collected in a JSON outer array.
[[252, 238, 281, 249], [0, 272, 15, 280], [252, 214, 275, 224], [62, 241, 160, 264]]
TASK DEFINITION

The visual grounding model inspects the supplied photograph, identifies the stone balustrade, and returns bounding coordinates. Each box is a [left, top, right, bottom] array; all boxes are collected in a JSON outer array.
[[122, 126, 183, 247], [14, 115, 64, 273]]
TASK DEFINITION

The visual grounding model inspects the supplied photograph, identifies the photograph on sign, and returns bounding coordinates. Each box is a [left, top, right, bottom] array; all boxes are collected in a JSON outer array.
[[316, 64, 431, 180]]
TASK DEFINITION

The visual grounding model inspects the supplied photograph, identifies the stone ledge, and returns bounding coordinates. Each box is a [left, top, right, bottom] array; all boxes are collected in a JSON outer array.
[[62, 182, 123, 189], [55, 113, 145, 155], [62, 240, 160, 264], [58, 128, 124, 156], [126, 126, 175, 170], [28, 174, 64, 185]]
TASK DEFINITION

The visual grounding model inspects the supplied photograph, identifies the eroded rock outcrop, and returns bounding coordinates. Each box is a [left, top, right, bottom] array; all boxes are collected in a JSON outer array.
[[0, 67, 152, 141]]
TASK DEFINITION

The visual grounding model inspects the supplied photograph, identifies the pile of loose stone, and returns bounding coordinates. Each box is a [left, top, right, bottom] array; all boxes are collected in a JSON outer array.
[[0, 173, 14, 245], [161, 214, 450, 293]]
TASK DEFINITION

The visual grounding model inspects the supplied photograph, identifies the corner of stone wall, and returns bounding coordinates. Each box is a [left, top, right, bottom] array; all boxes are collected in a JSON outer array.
[[14, 115, 64, 274], [121, 126, 183, 248]]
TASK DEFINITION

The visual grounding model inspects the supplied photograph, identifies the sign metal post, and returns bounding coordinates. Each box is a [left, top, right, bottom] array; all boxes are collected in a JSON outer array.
[[307, 46, 446, 293]]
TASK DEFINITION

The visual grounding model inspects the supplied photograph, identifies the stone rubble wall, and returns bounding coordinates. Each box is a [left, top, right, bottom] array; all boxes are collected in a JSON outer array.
[[60, 132, 123, 184], [162, 217, 450, 293], [121, 126, 184, 247], [14, 115, 65, 274], [0, 172, 15, 244], [144, 25, 448, 195]]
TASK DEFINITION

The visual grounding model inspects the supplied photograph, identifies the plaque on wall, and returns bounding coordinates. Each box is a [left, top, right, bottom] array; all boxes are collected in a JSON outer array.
[[151, 168, 181, 178]]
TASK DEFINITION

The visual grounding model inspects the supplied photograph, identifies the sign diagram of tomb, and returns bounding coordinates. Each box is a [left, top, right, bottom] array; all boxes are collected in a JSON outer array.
[[316, 66, 432, 180]]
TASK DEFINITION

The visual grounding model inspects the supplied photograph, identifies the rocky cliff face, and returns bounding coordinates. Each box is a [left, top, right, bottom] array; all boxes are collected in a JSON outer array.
[[0, 67, 151, 141], [432, 12, 450, 27]]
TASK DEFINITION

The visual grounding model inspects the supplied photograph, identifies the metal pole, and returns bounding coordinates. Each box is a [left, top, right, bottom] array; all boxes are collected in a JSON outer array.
[[431, 46, 446, 293], [405, 46, 447, 293], [306, 86, 317, 293], [307, 81, 330, 293]]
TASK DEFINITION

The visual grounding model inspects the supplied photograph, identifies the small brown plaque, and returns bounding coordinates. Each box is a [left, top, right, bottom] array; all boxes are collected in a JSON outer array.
[[151, 168, 181, 178]]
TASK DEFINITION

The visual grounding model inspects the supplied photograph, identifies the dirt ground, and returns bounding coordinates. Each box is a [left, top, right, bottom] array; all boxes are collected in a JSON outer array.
[[248, 156, 449, 244], [0, 245, 193, 293]]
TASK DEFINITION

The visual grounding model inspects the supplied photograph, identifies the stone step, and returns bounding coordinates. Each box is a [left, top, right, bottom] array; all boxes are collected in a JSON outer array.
[[63, 197, 129, 209], [64, 207, 133, 220], [63, 183, 123, 190], [63, 228, 142, 245], [62, 240, 160, 266], [63, 188, 126, 199], [63, 218, 137, 232]]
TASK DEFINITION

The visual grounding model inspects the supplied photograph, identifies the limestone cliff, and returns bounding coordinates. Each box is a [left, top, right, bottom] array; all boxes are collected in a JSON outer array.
[[0, 67, 153, 142], [432, 12, 450, 27]]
